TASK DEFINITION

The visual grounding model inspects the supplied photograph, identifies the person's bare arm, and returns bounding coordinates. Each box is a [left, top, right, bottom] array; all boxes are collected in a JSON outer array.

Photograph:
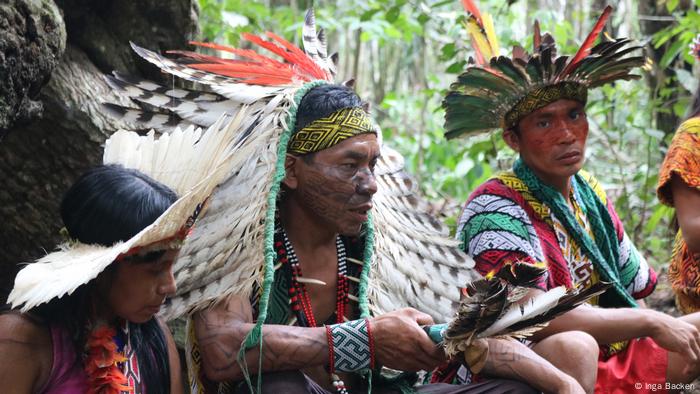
[[157, 318, 184, 394], [195, 295, 446, 382], [0, 313, 52, 394], [530, 301, 700, 365], [194, 295, 329, 382], [483, 339, 584, 394], [671, 175, 700, 253]]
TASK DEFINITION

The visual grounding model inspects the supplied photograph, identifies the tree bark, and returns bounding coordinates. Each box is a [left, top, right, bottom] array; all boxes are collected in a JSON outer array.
[[0, 45, 146, 296], [0, 0, 66, 133], [0, 0, 199, 300]]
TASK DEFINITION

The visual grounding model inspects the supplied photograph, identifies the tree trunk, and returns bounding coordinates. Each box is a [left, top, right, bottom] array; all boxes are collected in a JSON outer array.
[[0, 0, 199, 300], [637, 0, 682, 136], [0, 0, 66, 133]]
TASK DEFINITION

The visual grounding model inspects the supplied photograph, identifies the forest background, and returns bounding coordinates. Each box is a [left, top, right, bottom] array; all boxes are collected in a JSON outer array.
[[196, 0, 700, 268], [0, 0, 699, 298]]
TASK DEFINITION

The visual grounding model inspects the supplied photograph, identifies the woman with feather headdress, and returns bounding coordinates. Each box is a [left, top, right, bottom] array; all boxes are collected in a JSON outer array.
[[0, 115, 240, 393], [447, 2, 700, 392], [657, 35, 700, 315]]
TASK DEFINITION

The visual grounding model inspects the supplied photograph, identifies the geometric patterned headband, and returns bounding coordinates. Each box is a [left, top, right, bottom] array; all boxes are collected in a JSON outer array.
[[287, 107, 377, 155], [503, 82, 588, 129]]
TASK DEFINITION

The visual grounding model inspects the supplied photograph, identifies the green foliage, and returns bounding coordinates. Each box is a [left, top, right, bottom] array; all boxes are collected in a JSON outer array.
[[195, 0, 698, 268], [652, 10, 700, 66]]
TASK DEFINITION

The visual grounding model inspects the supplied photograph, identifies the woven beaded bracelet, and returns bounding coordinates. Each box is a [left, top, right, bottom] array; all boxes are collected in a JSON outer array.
[[326, 318, 374, 373]]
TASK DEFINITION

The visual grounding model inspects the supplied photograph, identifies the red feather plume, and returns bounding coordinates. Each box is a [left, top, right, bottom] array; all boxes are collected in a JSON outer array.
[[185, 41, 287, 67], [162, 32, 331, 86], [472, 47, 486, 66], [171, 43, 297, 85], [264, 32, 328, 80], [560, 5, 613, 78]]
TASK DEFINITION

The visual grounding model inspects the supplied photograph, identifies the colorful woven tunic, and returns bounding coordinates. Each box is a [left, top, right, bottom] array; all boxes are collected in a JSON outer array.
[[457, 164, 657, 356], [657, 118, 700, 313]]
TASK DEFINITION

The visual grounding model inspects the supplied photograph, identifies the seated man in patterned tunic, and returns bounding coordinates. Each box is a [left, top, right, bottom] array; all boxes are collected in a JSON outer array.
[[443, 4, 700, 393]]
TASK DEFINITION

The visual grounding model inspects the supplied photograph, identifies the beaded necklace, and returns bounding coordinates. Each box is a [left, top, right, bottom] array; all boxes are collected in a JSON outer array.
[[278, 226, 349, 327], [275, 226, 355, 394]]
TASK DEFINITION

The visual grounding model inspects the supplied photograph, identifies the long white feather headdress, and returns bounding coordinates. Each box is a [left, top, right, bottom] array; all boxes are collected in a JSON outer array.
[[8, 112, 245, 312]]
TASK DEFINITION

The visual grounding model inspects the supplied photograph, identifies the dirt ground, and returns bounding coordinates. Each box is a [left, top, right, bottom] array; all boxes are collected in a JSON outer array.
[[646, 265, 682, 317]]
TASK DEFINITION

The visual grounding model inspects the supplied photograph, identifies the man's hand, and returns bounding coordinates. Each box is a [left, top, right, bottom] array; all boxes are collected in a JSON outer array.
[[370, 308, 446, 371], [647, 310, 700, 375]]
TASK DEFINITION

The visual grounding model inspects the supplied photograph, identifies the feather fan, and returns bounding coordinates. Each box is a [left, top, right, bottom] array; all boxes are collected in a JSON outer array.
[[424, 262, 610, 371]]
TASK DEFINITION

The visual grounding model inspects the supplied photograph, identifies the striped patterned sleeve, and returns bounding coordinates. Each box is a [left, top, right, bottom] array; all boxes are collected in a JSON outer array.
[[457, 179, 548, 290]]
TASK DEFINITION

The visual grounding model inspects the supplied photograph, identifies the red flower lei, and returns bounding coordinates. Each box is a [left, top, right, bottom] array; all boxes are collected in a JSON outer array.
[[84, 325, 133, 394]]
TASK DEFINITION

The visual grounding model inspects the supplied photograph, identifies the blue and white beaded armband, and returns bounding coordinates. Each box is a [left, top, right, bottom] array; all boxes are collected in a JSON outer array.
[[325, 318, 375, 373]]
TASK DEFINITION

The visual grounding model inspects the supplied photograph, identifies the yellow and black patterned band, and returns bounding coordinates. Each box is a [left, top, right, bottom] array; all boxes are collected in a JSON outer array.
[[503, 82, 588, 129], [288, 107, 377, 155]]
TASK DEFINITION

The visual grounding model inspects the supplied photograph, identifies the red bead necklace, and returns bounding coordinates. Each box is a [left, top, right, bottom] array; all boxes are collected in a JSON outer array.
[[278, 228, 348, 327]]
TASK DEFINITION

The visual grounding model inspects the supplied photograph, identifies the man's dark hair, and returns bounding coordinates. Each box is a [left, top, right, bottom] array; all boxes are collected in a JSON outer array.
[[294, 84, 366, 132], [34, 164, 177, 394]]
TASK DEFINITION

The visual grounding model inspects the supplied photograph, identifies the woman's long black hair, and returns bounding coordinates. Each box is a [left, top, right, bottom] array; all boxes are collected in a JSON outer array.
[[33, 164, 177, 394]]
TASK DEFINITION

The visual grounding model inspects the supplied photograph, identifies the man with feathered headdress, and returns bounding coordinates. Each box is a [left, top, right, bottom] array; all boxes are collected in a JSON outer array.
[[446, 2, 700, 392], [103, 8, 601, 394]]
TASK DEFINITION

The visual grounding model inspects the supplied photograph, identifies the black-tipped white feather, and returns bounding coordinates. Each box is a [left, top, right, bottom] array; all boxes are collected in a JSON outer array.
[[130, 43, 285, 104], [101, 103, 197, 133], [108, 71, 223, 102], [302, 9, 337, 78], [106, 74, 238, 128]]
